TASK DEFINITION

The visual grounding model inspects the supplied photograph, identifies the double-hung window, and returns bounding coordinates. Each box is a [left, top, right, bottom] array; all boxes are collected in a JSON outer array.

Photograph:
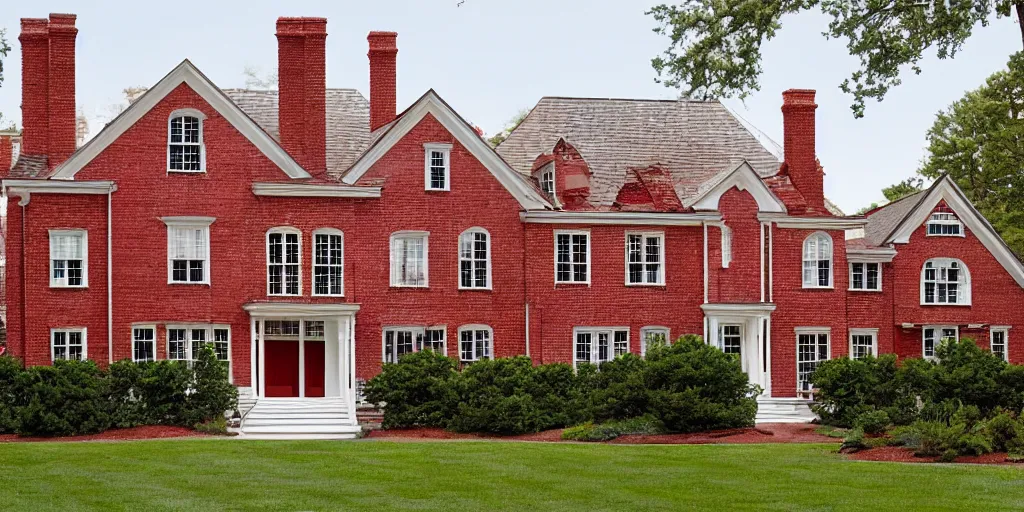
[[926, 212, 962, 236], [923, 326, 958, 360], [313, 229, 344, 296], [132, 326, 156, 362], [922, 258, 970, 305], [162, 217, 213, 284], [267, 228, 301, 295], [424, 143, 451, 191], [459, 228, 491, 289], [168, 110, 204, 172], [849, 329, 878, 360], [718, 324, 742, 356], [459, 325, 493, 363], [640, 326, 670, 357], [382, 326, 447, 363], [849, 262, 881, 291], [626, 232, 664, 285], [51, 328, 86, 361], [555, 230, 590, 284], [991, 327, 1009, 362], [390, 232, 429, 287], [167, 325, 230, 367], [49, 229, 87, 288], [539, 167, 555, 197], [574, 327, 629, 367], [802, 233, 832, 288], [797, 328, 830, 394]]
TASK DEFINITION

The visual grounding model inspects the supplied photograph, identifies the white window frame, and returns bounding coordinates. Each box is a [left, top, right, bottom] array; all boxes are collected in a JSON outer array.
[[424, 143, 452, 191], [458, 227, 492, 290], [848, 261, 882, 292], [849, 328, 878, 360], [991, 326, 1010, 362], [572, 327, 630, 368], [796, 327, 831, 395], [312, 228, 344, 297], [922, 325, 959, 360], [554, 230, 591, 285], [640, 326, 670, 357], [802, 232, 833, 289], [625, 231, 665, 286], [920, 258, 971, 306], [721, 225, 733, 269], [132, 325, 157, 363], [381, 325, 448, 363], [926, 212, 964, 237], [540, 167, 555, 197], [458, 324, 494, 363], [50, 327, 87, 362], [166, 324, 231, 371], [390, 231, 430, 287], [717, 323, 743, 356], [49, 229, 88, 288], [267, 227, 302, 296], [161, 216, 214, 285], [167, 109, 206, 173]]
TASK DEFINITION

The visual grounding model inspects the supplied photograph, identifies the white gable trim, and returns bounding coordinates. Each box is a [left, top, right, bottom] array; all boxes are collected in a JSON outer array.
[[50, 60, 310, 180], [252, 183, 382, 198], [887, 176, 1024, 287], [688, 161, 787, 213], [341, 91, 552, 210], [521, 210, 721, 226]]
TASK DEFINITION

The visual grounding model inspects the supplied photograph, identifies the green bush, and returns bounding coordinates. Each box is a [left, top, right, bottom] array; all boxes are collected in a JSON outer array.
[[185, 346, 238, 426], [854, 409, 890, 435], [364, 350, 459, 429], [840, 427, 866, 452], [450, 356, 571, 435], [561, 416, 666, 442], [135, 360, 192, 424], [587, 354, 650, 422], [108, 360, 145, 428], [0, 356, 23, 433], [927, 339, 1014, 415], [901, 403, 994, 458], [809, 354, 916, 428], [16, 360, 112, 437]]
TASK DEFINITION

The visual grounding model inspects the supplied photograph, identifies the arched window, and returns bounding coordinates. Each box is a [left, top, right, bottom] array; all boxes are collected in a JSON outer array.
[[802, 232, 832, 288], [921, 258, 971, 305], [267, 227, 301, 296], [459, 228, 491, 289], [168, 109, 205, 172]]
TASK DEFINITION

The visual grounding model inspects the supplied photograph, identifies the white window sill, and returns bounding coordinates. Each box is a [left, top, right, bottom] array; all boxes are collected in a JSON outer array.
[[925, 233, 965, 238], [50, 284, 88, 289], [555, 281, 590, 286], [424, 188, 450, 192], [167, 169, 207, 174], [802, 285, 834, 290], [458, 287, 493, 292], [312, 294, 345, 298], [920, 302, 971, 307], [267, 293, 302, 297], [848, 288, 883, 293], [391, 284, 429, 288], [626, 282, 666, 287], [169, 281, 210, 286]]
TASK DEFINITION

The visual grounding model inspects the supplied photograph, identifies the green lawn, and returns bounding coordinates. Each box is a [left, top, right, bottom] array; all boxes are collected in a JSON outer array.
[[1, 440, 1022, 511]]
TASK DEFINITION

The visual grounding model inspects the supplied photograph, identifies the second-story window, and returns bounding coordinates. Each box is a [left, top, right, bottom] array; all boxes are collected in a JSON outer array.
[[802, 232, 833, 288], [268, 228, 301, 295], [922, 258, 970, 305], [313, 229, 344, 296], [540, 168, 555, 197], [391, 231, 429, 287], [849, 262, 881, 291], [424, 143, 451, 191], [168, 111, 204, 172], [626, 232, 664, 285], [459, 228, 491, 289], [162, 217, 214, 285], [555, 230, 590, 284], [49, 229, 87, 288]]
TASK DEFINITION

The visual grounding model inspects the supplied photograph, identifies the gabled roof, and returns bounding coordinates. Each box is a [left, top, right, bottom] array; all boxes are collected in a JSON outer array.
[[685, 161, 787, 213], [495, 97, 781, 207], [861, 190, 925, 246], [341, 90, 553, 210], [48, 60, 311, 180], [224, 88, 370, 178]]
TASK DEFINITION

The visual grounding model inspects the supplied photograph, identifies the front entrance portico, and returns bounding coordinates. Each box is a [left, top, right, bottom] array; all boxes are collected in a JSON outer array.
[[702, 303, 776, 396]]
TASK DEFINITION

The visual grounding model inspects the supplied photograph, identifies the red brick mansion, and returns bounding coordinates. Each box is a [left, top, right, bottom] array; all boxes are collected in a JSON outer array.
[[3, 13, 1023, 437]]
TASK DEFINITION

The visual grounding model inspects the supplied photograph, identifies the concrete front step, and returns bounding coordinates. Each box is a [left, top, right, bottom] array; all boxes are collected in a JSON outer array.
[[240, 398, 359, 439], [243, 417, 353, 426], [755, 397, 817, 424], [238, 432, 361, 440]]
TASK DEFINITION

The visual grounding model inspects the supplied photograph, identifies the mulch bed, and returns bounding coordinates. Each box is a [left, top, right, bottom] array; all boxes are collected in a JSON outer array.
[[847, 446, 1022, 465], [0, 425, 213, 443]]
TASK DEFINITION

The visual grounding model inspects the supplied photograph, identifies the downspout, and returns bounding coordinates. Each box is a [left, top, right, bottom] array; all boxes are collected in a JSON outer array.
[[522, 219, 530, 359], [20, 194, 27, 363], [106, 185, 115, 364], [702, 222, 709, 342]]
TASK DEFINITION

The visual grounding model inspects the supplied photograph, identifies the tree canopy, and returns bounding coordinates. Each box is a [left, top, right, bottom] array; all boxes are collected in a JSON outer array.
[[648, 1, 1024, 117], [0, 28, 11, 130]]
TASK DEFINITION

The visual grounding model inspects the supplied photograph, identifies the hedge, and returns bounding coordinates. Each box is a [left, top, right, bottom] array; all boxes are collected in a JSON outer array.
[[0, 345, 237, 437]]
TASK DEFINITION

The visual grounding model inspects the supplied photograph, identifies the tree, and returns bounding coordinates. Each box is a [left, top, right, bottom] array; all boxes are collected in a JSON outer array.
[[883, 177, 925, 202], [648, 1, 1024, 117], [917, 51, 1024, 254], [855, 203, 880, 215], [487, 108, 530, 147], [0, 28, 11, 128], [243, 66, 278, 90]]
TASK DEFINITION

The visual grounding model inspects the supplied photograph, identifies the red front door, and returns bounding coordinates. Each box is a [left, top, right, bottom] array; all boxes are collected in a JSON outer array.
[[265, 340, 300, 397], [304, 340, 326, 398]]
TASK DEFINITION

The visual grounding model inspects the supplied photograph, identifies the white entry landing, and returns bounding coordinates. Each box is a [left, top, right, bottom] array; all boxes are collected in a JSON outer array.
[[755, 397, 817, 424], [238, 398, 362, 440]]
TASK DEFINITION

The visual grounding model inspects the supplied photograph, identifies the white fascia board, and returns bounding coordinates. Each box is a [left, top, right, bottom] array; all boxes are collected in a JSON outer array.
[[688, 161, 787, 213], [701, 303, 777, 315], [252, 183, 382, 198], [847, 248, 897, 263], [758, 213, 868, 230], [49, 60, 310, 180], [4, 179, 117, 205], [521, 210, 721, 226], [242, 302, 361, 317], [341, 90, 552, 210]]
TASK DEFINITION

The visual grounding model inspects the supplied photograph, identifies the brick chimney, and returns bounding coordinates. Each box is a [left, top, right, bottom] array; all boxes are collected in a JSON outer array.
[[781, 89, 824, 213], [18, 14, 78, 169], [367, 31, 397, 132], [276, 17, 327, 177]]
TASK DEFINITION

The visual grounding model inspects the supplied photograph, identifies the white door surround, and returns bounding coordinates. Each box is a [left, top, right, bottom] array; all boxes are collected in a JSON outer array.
[[702, 303, 775, 396]]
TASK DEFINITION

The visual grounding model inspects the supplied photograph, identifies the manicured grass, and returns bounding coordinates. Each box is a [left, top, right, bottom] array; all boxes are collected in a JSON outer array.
[[1, 440, 1022, 511]]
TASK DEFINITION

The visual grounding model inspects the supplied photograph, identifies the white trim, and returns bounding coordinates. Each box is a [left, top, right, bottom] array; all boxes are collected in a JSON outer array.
[[886, 176, 1024, 287], [848, 261, 882, 292], [423, 143, 452, 191], [50, 327, 88, 362], [48, 229, 88, 288], [757, 213, 868, 230], [801, 232, 834, 289], [554, 229, 591, 285], [342, 91, 551, 210], [849, 328, 879, 359], [701, 303, 777, 315], [243, 302, 360, 317], [722, 225, 733, 269], [703, 222, 709, 304], [925, 212, 965, 238], [796, 328, 830, 395], [572, 326, 630, 368], [640, 326, 671, 357], [538, 163, 557, 206], [131, 324, 157, 363], [624, 231, 665, 286], [458, 227, 492, 290], [457, 324, 494, 362], [160, 216, 216, 227], [4, 180, 117, 205], [991, 326, 1010, 362], [522, 210, 721, 226], [390, 231, 430, 288], [311, 228, 345, 297], [847, 247, 897, 263], [166, 108, 206, 174], [252, 183, 382, 198], [922, 325, 959, 360], [688, 161, 787, 213], [920, 257, 971, 306], [49, 60, 310, 180], [161, 217, 214, 285], [266, 227, 303, 296]]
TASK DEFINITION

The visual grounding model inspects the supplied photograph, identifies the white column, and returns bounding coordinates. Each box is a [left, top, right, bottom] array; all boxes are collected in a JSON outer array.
[[298, 319, 306, 398], [349, 315, 357, 405], [257, 319, 266, 398], [338, 315, 349, 405], [755, 316, 766, 394], [250, 316, 257, 397], [760, 222, 766, 303], [765, 315, 773, 397]]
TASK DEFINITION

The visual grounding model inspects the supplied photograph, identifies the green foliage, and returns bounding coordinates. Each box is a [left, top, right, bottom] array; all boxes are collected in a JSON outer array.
[[809, 354, 916, 428], [16, 360, 112, 437], [928, 338, 1016, 415], [855, 410, 891, 435], [185, 346, 238, 426], [486, 108, 530, 147], [363, 350, 459, 429], [881, 177, 924, 202], [0, 356, 22, 433], [647, 1, 1019, 117], [840, 427, 867, 452], [587, 353, 650, 421], [561, 416, 666, 442], [194, 416, 228, 435]]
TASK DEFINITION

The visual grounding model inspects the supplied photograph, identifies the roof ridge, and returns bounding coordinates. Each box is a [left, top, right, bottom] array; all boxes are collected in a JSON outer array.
[[538, 96, 713, 104]]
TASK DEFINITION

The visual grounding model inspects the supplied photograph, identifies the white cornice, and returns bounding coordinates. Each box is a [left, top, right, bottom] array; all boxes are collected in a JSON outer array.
[[847, 247, 898, 263], [521, 210, 721, 226], [160, 216, 216, 227], [243, 302, 361, 317], [4, 179, 117, 206], [701, 303, 777, 316], [687, 161, 787, 213], [252, 182, 382, 198], [758, 213, 868, 230]]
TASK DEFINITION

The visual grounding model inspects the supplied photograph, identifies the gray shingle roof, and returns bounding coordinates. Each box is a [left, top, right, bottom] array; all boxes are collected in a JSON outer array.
[[862, 191, 925, 246], [495, 97, 782, 207], [223, 88, 370, 178]]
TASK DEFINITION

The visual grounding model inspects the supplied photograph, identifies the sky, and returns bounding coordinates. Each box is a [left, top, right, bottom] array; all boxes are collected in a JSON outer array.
[[0, 0, 1020, 214]]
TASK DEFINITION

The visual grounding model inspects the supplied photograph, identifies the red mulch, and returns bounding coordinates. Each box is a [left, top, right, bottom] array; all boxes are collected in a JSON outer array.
[[847, 446, 1022, 465], [0, 425, 212, 443]]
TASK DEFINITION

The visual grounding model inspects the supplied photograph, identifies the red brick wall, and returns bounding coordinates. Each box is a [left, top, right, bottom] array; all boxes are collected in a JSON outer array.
[[846, 262, 896, 355], [709, 187, 762, 304]]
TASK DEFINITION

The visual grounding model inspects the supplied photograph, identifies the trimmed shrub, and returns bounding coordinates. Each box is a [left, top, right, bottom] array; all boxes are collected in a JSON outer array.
[[136, 360, 193, 425], [16, 360, 112, 437], [809, 354, 916, 428], [185, 345, 238, 426], [928, 338, 1012, 415], [854, 409, 890, 435], [450, 356, 567, 435], [363, 350, 459, 429], [587, 354, 649, 422], [108, 359, 146, 428], [561, 416, 666, 442], [0, 356, 23, 433], [840, 427, 866, 452]]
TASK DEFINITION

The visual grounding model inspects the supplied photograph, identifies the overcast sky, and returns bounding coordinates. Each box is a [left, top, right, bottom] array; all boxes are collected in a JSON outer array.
[[0, 1, 1020, 213]]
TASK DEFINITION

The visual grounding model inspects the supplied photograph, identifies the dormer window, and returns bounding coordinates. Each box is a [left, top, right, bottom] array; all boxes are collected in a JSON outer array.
[[540, 168, 555, 197], [168, 110, 205, 172], [424, 143, 451, 191], [926, 212, 962, 237]]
